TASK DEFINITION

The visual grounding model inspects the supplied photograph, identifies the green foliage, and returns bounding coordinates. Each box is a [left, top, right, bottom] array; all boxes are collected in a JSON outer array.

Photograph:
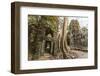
[[28, 15, 38, 26], [28, 15, 58, 32]]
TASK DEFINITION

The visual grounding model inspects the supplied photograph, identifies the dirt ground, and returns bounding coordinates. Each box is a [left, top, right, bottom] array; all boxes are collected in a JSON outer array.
[[38, 50, 88, 60], [71, 50, 88, 58]]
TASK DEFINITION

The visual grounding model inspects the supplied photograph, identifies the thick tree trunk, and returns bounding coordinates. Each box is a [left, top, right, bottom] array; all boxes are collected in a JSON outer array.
[[57, 17, 69, 59]]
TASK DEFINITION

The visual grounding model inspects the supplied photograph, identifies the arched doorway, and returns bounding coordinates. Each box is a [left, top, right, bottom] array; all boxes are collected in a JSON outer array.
[[45, 34, 52, 53], [45, 28, 54, 54]]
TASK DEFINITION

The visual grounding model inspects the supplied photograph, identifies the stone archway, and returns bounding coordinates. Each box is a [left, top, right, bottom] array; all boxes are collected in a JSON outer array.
[[45, 34, 53, 54], [44, 27, 54, 55]]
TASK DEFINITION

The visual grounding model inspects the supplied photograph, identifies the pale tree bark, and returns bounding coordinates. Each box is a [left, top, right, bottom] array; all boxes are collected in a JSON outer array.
[[56, 17, 70, 59]]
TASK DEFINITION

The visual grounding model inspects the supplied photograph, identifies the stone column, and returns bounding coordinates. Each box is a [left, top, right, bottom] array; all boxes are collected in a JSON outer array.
[[40, 29, 46, 56], [50, 42, 53, 54], [41, 40, 45, 56]]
